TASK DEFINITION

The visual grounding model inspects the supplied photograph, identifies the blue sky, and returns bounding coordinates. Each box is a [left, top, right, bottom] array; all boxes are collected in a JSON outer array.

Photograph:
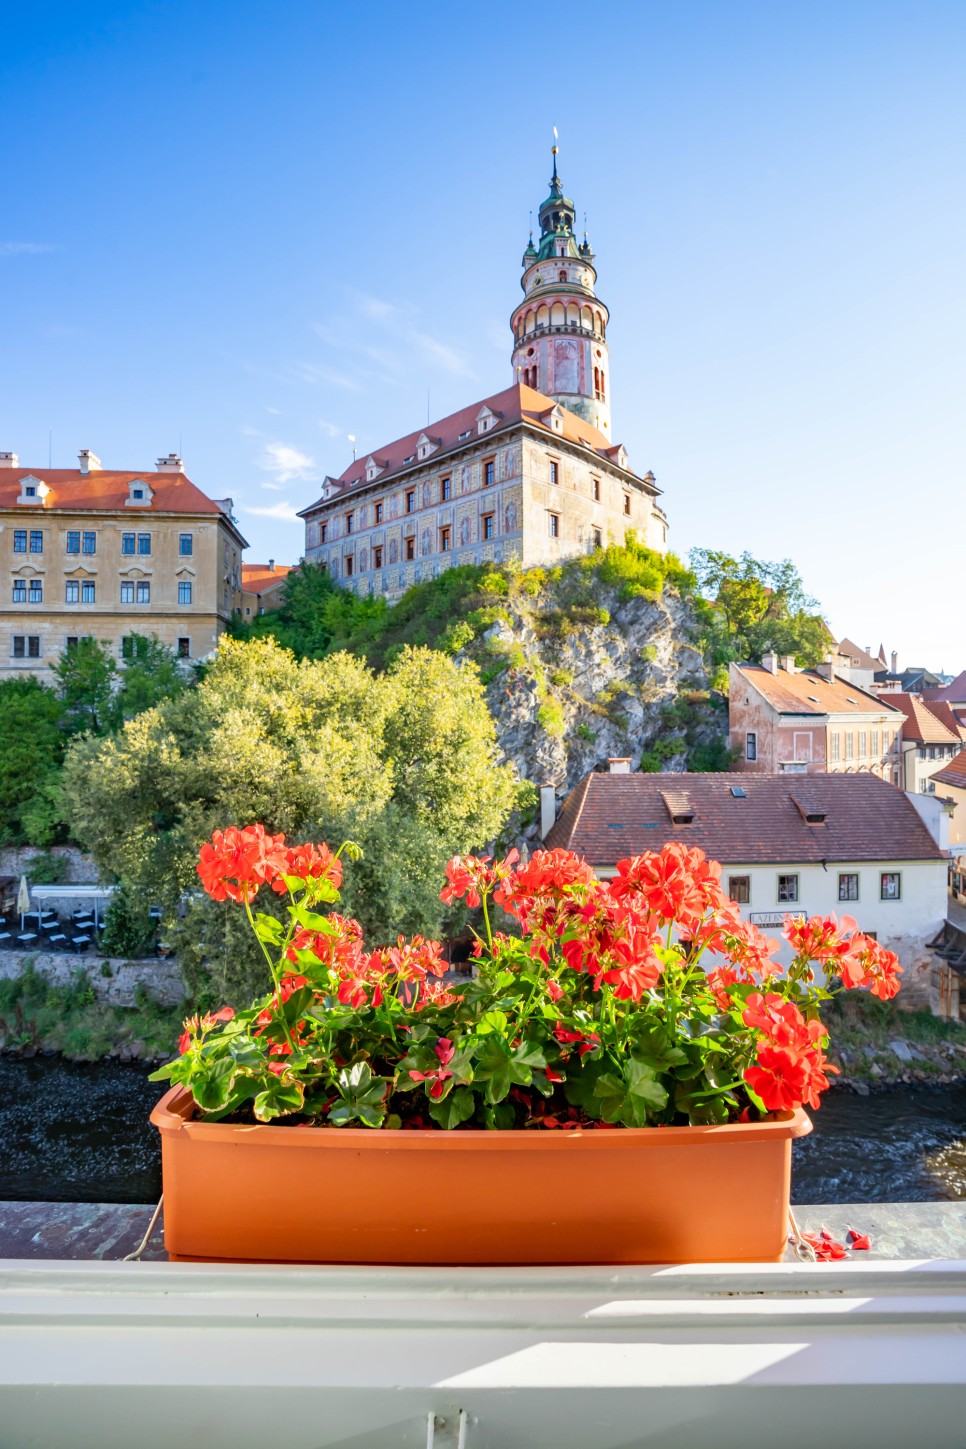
[[3, 1, 964, 669]]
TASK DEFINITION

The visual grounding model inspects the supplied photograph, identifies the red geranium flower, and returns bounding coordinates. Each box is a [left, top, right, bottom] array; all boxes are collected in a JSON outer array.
[[197, 824, 289, 903]]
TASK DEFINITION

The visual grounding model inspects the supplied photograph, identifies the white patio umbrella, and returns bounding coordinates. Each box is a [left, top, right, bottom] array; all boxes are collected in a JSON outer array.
[[17, 875, 30, 932]]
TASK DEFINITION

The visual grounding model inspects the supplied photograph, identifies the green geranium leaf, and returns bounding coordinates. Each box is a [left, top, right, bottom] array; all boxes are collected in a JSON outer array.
[[191, 1056, 239, 1112], [626, 1057, 669, 1110], [429, 1087, 476, 1130], [252, 912, 284, 944], [228, 1034, 264, 1067], [477, 1009, 508, 1036], [253, 1077, 305, 1122]]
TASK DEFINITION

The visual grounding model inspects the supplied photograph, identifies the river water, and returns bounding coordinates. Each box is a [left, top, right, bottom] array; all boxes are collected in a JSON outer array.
[[0, 1057, 964, 1205]]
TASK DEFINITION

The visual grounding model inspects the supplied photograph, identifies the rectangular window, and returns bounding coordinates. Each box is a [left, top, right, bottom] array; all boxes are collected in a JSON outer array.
[[121, 533, 135, 555], [13, 529, 26, 553], [320, 523, 327, 544], [66, 581, 80, 603], [65, 637, 78, 651], [482, 513, 495, 540], [406, 490, 416, 513], [179, 533, 193, 556], [346, 512, 354, 534], [373, 546, 383, 569], [66, 531, 80, 555], [548, 511, 560, 538], [728, 875, 751, 904], [29, 530, 43, 554], [593, 528, 602, 549], [137, 534, 151, 556], [777, 874, 799, 904], [858, 730, 867, 758], [14, 635, 41, 659], [745, 732, 757, 762], [871, 729, 879, 756], [880, 872, 901, 901], [28, 580, 42, 603], [178, 581, 192, 605], [136, 582, 150, 604], [845, 732, 854, 760], [82, 531, 96, 555], [177, 637, 190, 658], [838, 873, 859, 902], [81, 581, 95, 603], [12, 581, 26, 602], [345, 555, 354, 578], [829, 732, 841, 763], [441, 477, 451, 501], [374, 502, 384, 523], [120, 581, 134, 604], [405, 536, 415, 561], [549, 460, 559, 485], [623, 494, 631, 516], [592, 478, 601, 502], [483, 459, 495, 487], [440, 527, 451, 553]]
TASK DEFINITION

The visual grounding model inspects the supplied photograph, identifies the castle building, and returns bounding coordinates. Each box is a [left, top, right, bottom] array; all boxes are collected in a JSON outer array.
[[299, 150, 667, 598], [0, 450, 247, 674]]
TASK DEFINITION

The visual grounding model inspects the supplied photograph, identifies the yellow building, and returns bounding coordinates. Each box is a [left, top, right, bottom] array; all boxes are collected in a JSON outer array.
[[0, 450, 248, 673], [240, 560, 295, 619]]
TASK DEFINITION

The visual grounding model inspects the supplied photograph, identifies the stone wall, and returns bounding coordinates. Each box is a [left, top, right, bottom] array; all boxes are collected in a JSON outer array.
[[0, 845, 99, 884], [0, 951, 183, 1007]]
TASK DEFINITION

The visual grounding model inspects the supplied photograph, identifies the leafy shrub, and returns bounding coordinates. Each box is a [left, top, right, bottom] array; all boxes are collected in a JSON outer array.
[[478, 571, 509, 596], [27, 850, 69, 885], [440, 620, 476, 655], [99, 887, 156, 959], [538, 700, 566, 737]]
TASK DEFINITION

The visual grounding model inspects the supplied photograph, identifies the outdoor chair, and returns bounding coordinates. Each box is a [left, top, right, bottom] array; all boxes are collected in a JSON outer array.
[[0, 932, 13, 949], [47, 934, 67, 949], [17, 933, 38, 947], [70, 935, 91, 954]]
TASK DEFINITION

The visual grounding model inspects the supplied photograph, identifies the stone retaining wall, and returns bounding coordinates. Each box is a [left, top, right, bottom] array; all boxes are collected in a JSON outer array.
[[0, 952, 183, 1007]]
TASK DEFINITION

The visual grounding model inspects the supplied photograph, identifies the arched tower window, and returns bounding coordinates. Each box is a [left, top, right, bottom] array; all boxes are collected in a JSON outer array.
[[559, 269, 567, 282]]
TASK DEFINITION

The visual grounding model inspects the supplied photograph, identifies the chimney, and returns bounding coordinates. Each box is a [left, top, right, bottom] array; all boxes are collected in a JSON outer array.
[[0, 451, 18, 468], [540, 784, 557, 839], [891, 650, 898, 674], [156, 453, 184, 472], [268, 558, 275, 572], [780, 655, 796, 673], [761, 651, 779, 675], [608, 758, 632, 774], [78, 449, 101, 474], [814, 655, 835, 681]]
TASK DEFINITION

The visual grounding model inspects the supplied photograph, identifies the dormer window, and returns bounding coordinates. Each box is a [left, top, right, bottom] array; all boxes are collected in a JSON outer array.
[[124, 477, 153, 508], [16, 474, 48, 506], [416, 433, 439, 461], [25, 486, 36, 497]]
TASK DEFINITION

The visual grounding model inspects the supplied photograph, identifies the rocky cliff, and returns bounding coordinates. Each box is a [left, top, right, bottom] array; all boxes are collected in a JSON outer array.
[[449, 558, 731, 814]]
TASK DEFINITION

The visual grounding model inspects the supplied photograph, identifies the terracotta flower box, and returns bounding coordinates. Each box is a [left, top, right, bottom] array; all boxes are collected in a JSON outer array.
[[152, 1086, 812, 1265]]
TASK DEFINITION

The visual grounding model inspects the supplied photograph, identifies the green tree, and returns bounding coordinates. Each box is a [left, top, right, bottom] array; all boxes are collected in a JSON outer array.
[[0, 678, 66, 844], [51, 638, 117, 735], [115, 634, 187, 721], [62, 636, 518, 1002], [688, 549, 832, 666], [238, 562, 387, 660]]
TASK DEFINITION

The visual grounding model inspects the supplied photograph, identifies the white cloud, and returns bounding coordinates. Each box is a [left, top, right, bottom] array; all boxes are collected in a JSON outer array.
[[265, 405, 282, 415], [260, 482, 284, 491], [257, 441, 316, 482], [311, 292, 476, 387], [0, 242, 57, 257], [241, 500, 302, 521], [317, 418, 342, 438]]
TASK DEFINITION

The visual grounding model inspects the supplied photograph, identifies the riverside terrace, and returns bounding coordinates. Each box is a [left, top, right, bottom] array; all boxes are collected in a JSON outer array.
[[0, 1201, 965, 1447]]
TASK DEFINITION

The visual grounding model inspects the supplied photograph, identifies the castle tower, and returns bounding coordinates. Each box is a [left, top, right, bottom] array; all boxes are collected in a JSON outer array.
[[510, 143, 611, 434]]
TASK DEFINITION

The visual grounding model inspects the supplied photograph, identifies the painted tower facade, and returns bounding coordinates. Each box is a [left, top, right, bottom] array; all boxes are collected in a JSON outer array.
[[510, 148, 611, 435]]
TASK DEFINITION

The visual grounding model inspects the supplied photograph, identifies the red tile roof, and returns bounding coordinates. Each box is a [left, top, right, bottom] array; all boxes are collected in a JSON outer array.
[[880, 693, 963, 746], [836, 638, 883, 672], [923, 669, 966, 705], [929, 747, 966, 791], [298, 382, 650, 514], [241, 563, 295, 594], [735, 664, 898, 717], [0, 468, 229, 517], [543, 771, 943, 867]]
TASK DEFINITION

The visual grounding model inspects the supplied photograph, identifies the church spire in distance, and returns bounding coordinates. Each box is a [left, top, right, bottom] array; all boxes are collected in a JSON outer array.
[[510, 135, 612, 435]]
